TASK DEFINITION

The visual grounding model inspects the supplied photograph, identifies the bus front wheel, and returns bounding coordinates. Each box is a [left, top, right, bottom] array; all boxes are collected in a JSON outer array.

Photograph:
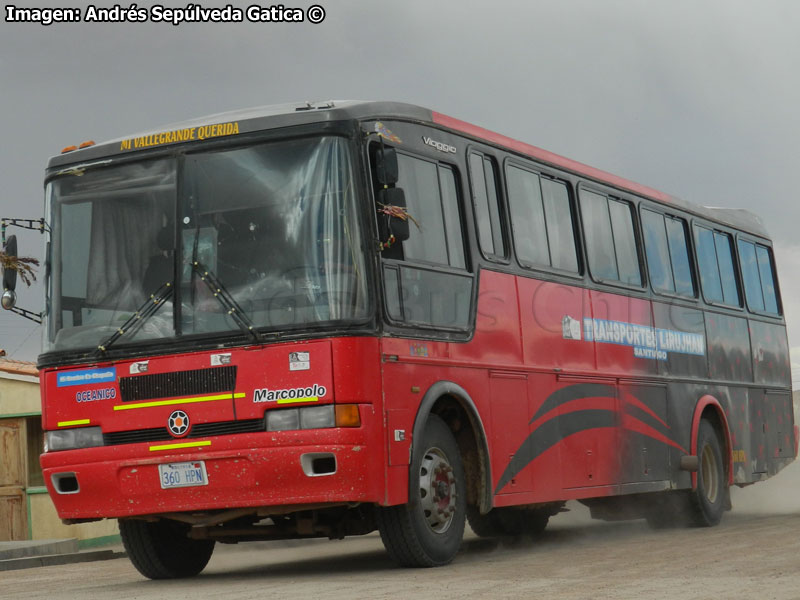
[[119, 518, 215, 579], [376, 414, 466, 567]]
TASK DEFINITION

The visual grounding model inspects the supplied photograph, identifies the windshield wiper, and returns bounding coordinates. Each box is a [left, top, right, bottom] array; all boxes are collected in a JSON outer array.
[[95, 283, 173, 355], [190, 260, 262, 343]]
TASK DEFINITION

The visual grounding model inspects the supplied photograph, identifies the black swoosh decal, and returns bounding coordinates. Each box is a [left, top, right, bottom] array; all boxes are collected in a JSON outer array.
[[495, 408, 616, 494]]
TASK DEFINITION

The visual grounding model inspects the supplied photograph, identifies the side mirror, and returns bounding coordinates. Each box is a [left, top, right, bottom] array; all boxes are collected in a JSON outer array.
[[377, 188, 410, 243], [375, 147, 399, 186], [0, 218, 44, 323], [2, 234, 18, 292], [1, 289, 16, 310]]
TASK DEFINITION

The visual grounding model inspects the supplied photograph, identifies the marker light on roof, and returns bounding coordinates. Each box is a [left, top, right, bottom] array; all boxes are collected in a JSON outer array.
[[60, 145, 77, 154], [78, 140, 95, 148]]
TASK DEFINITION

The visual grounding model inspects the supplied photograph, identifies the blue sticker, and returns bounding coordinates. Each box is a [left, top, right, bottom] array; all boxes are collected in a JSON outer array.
[[57, 367, 117, 387]]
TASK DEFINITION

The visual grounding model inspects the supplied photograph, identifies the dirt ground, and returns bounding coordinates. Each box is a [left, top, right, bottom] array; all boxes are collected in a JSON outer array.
[[7, 460, 800, 600]]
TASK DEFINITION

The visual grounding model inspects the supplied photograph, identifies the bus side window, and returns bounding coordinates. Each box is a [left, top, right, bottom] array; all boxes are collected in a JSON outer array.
[[738, 239, 780, 315], [506, 164, 578, 273], [642, 209, 695, 297], [579, 190, 642, 286], [694, 225, 741, 307], [469, 152, 506, 260]]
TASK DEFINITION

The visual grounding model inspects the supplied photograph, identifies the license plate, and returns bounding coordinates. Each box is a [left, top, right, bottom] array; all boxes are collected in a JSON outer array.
[[158, 461, 209, 489]]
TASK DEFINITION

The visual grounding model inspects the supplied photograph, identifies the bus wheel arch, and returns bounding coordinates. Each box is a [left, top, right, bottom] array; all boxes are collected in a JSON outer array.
[[410, 381, 492, 517], [690, 395, 733, 488]]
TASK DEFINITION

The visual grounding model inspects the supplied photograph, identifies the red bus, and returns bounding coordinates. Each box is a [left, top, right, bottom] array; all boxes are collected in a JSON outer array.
[[5, 101, 794, 577]]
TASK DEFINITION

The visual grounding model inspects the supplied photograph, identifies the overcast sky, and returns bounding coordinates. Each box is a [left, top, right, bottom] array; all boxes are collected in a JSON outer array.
[[2, 0, 799, 382]]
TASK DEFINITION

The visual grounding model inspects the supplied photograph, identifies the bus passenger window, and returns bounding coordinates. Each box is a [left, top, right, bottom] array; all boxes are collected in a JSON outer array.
[[739, 240, 764, 311], [694, 226, 740, 306], [608, 199, 641, 286], [439, 165, 466, 269], [541, 179, 578, 272], [755, 245, 779, 314], [580, 190, 641, 286], [666, 217, 694, 296], [469, 152, 506, 259], [715, 232, 740, 306], [506, 165, 548, 266], [506, 165, 578, 273], [642, 209, 694, 297], [738, 239, 780, 315]]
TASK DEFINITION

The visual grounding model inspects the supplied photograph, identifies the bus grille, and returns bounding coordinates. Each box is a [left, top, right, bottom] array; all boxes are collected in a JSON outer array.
[[119, 366, 237, 402], [103, 418, 264, 446]]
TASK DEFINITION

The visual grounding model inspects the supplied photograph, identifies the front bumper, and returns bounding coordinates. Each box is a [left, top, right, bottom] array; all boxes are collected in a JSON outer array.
[[41, 426, 378, 520]]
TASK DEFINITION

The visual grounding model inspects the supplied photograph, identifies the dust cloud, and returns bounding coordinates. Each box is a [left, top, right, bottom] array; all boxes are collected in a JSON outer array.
[[730, 392, 800, 515]]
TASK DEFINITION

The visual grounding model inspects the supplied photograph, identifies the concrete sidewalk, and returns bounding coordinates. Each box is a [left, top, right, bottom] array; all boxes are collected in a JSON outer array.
[[0, 538, 126, 572]]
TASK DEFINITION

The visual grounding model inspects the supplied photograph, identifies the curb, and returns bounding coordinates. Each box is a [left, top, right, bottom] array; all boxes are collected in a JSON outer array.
[[0, 549, 127, 572]]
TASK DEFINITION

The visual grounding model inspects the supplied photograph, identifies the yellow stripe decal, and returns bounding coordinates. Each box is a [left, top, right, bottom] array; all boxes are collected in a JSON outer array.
[[57, 419, 91, 427], [149, 440, 211, 452], [276, 396, 319, 405], [114, 392, 246, 411]]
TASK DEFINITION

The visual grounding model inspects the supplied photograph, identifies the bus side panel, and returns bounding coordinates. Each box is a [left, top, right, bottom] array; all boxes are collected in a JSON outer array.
[[517, 278, 594, 371], [705, 312, 752, 383], [589, 290, 657, 377], [749, 320, 792, 387], [378, 338, 492, 505], [618, 382, 670, 484], [451, 270, 523, 366], [652, 302, 707, 379]]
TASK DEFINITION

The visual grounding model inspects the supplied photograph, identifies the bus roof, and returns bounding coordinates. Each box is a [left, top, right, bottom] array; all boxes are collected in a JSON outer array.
[[48, 100, 770, 239]]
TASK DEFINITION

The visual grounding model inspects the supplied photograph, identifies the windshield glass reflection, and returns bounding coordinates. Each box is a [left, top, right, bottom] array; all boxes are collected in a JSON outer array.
[[45, 136, 369, 354], [180, 136, 368, 335]]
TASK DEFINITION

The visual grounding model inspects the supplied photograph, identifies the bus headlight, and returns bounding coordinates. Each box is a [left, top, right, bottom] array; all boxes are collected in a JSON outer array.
[[266, 404, 358, 431], [266, 409, 300, 431], [299, 405, 335, 429], [44, 427, 104, 452]]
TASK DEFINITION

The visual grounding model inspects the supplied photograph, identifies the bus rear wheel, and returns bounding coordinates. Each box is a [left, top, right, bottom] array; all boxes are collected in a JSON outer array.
[[119, 518, 215, 579], [376, 414, 466, 567], [687, 419, 727, 526]]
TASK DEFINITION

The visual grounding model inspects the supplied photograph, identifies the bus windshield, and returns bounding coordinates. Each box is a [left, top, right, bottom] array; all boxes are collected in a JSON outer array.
[[45, 136, 368, 353]]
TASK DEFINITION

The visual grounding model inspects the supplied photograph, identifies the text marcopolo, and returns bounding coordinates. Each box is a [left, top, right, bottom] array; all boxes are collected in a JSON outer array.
[[4, 4, 326, 26]]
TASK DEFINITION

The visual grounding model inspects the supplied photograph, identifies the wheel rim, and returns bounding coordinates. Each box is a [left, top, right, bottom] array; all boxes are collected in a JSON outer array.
[[418, 446, 457, 533], [700, 443, 719, 504]]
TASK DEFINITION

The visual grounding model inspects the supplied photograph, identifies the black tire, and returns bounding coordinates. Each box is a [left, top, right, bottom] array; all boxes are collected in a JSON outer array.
[[646, 420, 727, 529], [687, 419, 727, 526], [119, 518, 215, 579], [467, 506, 550, 537], [376, 414, 466, 567]]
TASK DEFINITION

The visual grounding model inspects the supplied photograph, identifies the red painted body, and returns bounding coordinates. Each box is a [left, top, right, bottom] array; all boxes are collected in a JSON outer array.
[[42, 269, 793, 521]]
